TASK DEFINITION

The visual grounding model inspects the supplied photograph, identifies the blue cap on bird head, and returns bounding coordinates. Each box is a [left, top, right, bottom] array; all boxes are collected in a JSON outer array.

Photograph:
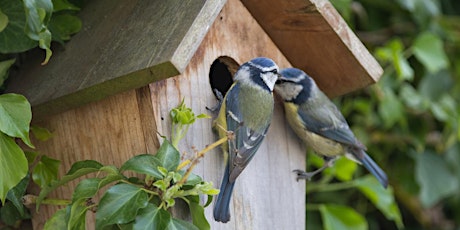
[[247, 57, 278, 72]]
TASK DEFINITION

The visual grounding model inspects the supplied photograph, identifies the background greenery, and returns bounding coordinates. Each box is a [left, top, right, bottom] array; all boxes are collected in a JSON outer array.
[[304, 0, 460, 229]]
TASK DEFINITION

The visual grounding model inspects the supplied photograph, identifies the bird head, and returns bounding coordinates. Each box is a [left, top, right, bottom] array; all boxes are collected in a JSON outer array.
[[234, 57, 280, 92], [275, 68, 317, 104]]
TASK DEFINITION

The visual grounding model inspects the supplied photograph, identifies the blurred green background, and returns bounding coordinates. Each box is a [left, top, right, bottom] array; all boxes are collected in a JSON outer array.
[[305, 0, 460, 229]]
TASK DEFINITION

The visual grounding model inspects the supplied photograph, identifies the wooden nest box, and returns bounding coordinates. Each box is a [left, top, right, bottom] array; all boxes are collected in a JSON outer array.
[[6, 0, 382, 229]]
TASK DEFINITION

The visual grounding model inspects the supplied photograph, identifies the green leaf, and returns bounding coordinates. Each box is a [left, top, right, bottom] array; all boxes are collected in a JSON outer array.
[[0, 132, 28, 204], [189, 200, 210, 230], [0, 8, 8, 32], [49, 14, 81, 42], [418, 70, 453, 101], [378, 88, 405, 128], [319, 204, 368, 230], [52, 0, 80, 11], [0, 201, 25, 226], [354, 175, 404, 229], [169, 218, 199, 230], [120, 154, 163, 179], [68, 199, 88, 230], [72, 174, 125, 203], [331, 157, 357, 181], [23, 0, 54, 64], [37, 160, 103, 209], [400, 83, 429, 111], [133, 203, 170, 230], [32, 155, 61, 188], [155, 140, 180, 171], [412, 32, 449, 73], [415, 150, 459, 207], [0, 0, 37, 53], [24, 150, 38, 164], [43, 208, 67, 230], [376, 39, 413, 81], [6, 174, 30, 216], [31, 125, 53, 141], [0, 93, 33, 148], [96, 183, 149, 229], [0, 59, 15, 86]]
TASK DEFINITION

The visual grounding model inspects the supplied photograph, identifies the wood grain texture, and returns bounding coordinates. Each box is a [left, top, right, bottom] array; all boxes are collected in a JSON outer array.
[[150, 0, 305, 228], [241, 0, 383, 97], [6, 0, 226, 120], [30, 87, 161, 229]]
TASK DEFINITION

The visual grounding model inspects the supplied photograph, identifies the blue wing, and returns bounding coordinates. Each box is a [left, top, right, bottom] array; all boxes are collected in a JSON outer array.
[[297, 91, 365, 150], [224, 83, 269, 182]]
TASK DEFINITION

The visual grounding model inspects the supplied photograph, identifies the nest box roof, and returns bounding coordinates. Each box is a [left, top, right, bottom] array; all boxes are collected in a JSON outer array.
[[6, 0, 382, 118]]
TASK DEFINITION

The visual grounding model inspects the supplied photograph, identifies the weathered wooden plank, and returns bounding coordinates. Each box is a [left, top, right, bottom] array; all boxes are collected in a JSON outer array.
[[30, 87, 160, 229], [150, 0, 305, 228], [241, 0, 383, 97], [6, 0, 227, 120]]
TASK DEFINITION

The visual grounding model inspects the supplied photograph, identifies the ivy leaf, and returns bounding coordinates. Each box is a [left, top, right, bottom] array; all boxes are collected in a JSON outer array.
[[354, 175, 404, 229], [0, 201, 27, 226], [23, 0, 53, 64], [133, 203, 170, 230], [0, 0, 37, 53], [412, 32, 449, 73], [24, 151, 38, 164], [52, 0, 80, 12], [155, 140, 180, 171], [415, 150, 459, 207], [0, 93, 33, 148], [68, 199, 88, 230], [319, 204, 367, 230], [49, 14, 81, 43], [329, 157, 357, 181], [6, 174, 30, 216], [43, 208, 67, 230], [169, 218, 199, 230], [0, 59, 15, 86], [120, 154, 163, 179], [96, 183, 149, 229], [188, 199, 210, 230], [378, 88, 405, 129], [37, 160, 103, 209], [376, 39, 413, 81], [0, 133, 27, 205], [30, 125, 53, 141], [72, 173, 125, 203], [0, 8, 7, 32], [32, 155, 61, 188]]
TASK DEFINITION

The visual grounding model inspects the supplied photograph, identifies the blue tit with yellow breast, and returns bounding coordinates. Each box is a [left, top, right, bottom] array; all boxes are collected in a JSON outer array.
[[274, 68, 388, 188], [213, 57, 279, 223]]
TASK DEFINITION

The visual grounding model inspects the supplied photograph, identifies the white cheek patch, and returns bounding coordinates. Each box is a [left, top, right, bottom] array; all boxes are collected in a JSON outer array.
[[275, 83, 303, 101], [260, 72, 278, 91]]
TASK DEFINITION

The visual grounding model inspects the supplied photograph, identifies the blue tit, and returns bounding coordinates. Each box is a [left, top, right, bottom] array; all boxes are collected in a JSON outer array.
[[274, 68, 388, 188], [213, 57, 279, 223]]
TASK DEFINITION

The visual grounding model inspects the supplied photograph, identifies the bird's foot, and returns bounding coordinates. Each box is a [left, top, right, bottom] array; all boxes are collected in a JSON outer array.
[[206, 89, 224, 113], [293, 158, 336, 181], [293, 169, 322, 181]]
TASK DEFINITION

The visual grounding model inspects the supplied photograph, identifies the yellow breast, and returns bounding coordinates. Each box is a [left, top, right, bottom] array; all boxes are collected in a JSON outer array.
[[284, 102, 345, 157]]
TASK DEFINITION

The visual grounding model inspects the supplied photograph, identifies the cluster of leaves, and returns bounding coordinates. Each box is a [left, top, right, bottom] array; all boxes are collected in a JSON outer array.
[[39, 139, 218, 230], [1, 100, 219, 229], [307, 0, 460, 229], [0, 93, 53, 228], [0, 0, 82, 88]]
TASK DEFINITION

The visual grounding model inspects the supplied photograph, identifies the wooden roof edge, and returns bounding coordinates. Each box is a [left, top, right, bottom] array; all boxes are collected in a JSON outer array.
[[311, 0, 383, 81]]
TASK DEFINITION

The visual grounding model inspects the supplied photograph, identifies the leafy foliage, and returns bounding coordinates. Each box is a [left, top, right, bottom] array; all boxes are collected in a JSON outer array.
[[31, 101, 217, 229], [311, 0, 460, 229], [0, 0, 81, 65]]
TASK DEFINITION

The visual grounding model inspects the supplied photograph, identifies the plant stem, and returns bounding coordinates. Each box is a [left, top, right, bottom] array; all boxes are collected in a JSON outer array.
[[22, 194, 71, 206], [177, 136, 227, 185]]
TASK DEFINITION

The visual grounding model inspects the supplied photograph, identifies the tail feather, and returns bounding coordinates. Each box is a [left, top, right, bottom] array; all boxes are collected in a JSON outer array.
[[213, 165, 235, 223], [359, 151, 388, 188]]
